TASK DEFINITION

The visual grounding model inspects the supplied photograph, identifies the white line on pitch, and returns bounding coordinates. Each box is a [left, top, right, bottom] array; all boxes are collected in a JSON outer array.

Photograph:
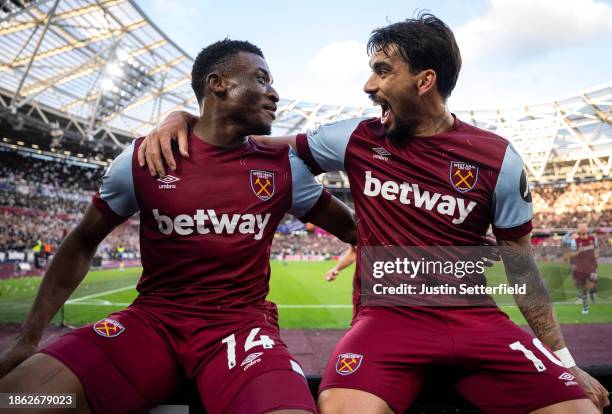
[[66, 301, 131, 306], [65, 285, 136, 304], [65, 302, 352, 309], [277, 304, 352, 308]]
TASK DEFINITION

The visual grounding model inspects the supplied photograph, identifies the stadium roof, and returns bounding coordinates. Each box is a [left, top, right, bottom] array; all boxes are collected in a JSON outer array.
[[0, 0, 197, 145], [0, 0, 610, 183], [277, 83, 612, 185]]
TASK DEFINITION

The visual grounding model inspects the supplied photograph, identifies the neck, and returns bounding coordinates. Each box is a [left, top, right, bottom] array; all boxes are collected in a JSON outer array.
[[413, 101, 454, 137], [191, 109, 247, 148]]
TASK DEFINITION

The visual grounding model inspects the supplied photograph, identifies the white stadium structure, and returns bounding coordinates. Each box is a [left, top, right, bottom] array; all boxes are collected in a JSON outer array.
[[1, 0, 611, 185]]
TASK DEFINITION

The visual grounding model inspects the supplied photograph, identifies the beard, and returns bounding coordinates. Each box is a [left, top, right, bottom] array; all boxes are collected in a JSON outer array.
[[385, 119, 417, 146], [381, 94, 422, 147]]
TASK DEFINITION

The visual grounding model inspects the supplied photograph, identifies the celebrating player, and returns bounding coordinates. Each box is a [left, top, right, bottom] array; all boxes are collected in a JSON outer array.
[[0, 39, 357, 414], [138, 13, 609, 414]]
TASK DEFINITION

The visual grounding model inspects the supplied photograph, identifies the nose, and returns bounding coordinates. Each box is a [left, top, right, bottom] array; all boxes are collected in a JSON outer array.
[[363, 72, 378, 95], [267, 85, 279, 103]]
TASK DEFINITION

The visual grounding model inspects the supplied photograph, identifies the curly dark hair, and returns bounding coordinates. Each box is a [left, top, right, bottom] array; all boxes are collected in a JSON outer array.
[[191, 38, 264, 105], [367, 12, 461, 99]]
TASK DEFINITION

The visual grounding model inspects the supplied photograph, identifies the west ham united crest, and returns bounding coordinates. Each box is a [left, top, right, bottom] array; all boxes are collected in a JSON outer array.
[[93, 318, 125, 338], [450, 161, 479, 193], [335, 353, 363, 375], [250, 170, 275, 201]]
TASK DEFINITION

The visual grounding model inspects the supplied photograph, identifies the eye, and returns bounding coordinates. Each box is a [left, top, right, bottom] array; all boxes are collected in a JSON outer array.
[[256, 75, 267, 86]]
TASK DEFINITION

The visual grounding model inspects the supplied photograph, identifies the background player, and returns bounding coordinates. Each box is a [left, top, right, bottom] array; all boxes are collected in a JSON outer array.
[[571, 223, 599, 314], [0, 39, 356, 414], [137, 14, 609, 414], [325, 245, 355, 281]]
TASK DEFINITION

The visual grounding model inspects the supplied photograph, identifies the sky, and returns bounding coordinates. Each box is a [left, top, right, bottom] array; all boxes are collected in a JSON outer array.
[[136, 0, 612, 110]]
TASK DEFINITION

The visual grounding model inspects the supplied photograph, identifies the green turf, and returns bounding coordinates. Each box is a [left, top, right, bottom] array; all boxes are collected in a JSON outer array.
[[0, 262, 610, 328]]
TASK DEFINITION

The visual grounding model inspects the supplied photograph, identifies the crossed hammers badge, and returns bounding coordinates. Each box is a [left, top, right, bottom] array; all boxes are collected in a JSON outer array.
[[250, 170, 275, 201], [450, 161, 479, 193]]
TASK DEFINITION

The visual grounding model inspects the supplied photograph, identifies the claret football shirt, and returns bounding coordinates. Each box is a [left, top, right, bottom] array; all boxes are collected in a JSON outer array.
[[93, 134, 330, 311]]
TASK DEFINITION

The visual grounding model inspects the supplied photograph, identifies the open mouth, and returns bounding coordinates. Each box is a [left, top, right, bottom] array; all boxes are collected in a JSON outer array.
[[380, 102, 391, 126], [370, 95, 392, 126]]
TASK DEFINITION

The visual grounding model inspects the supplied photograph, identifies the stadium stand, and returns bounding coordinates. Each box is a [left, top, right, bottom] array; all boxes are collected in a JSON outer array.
[[1, 144, 612, 270]]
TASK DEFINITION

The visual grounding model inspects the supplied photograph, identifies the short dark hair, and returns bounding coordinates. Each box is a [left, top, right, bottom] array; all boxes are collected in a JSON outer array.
[[367, 12, 461, 99], [191, 39, 264, 105]]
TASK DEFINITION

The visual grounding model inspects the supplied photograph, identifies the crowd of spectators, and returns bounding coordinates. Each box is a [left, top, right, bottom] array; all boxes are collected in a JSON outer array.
[[0, 150, 100, 215], [271, 233, 348, 258], [532, 181, 612, 229], [1, 149, 612, 262]]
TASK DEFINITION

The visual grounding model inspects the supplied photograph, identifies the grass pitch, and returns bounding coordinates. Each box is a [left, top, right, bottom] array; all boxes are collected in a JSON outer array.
[[0, 261, 610, 329]]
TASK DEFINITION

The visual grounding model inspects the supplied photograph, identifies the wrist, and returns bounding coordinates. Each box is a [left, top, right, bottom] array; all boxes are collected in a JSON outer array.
[[17, 326, 42, 345], [554, 347, 576, 368]]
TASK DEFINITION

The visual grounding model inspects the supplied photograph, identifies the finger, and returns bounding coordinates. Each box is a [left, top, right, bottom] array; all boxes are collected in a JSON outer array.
[[137, 139, 147, 167], [177, 127, 189, 158], [599, 387, 610, 408], [160, 137, 176, 171], [150, 146, 166, 177], [144, 146, 157, 177], [592, 390, 605, 411]]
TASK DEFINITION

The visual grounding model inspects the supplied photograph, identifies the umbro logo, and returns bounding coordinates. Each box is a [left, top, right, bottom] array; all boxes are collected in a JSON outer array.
[[558, 372, 578, 386], [372, 147, 390, 161], [241, 352, 263, 367], [241, 352, 263, 371], [157, 175, 180, 190]]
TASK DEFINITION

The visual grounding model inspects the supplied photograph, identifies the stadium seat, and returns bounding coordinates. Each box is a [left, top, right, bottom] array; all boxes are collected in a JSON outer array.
[[149, 365, 612, 413]]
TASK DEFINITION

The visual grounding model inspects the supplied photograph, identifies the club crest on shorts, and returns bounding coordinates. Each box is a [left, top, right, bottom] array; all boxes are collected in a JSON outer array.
[[336, 353, 363, 375], [450, 161, 479, 193], [250, 170, 275, 201], [93, 318, 125, 338]]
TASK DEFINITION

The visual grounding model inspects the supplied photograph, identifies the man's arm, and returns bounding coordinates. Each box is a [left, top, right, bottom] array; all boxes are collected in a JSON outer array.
[[139, 111, 363, 177], [499, 234, 565, 350], [305, 196, 356, 245], [0, 205, 117, 378], [499, 234, 609, 410], [137, 110, 298, 176], [326, 245, 356, 281]]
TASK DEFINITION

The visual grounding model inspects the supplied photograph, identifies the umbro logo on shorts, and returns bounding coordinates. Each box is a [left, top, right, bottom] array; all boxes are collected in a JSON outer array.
[[93, 318, 125, 338], [558, 372, 578, 386], [336, 353, 363, 375], [241, 352, 263, 371], [241, 352, 263, 367]]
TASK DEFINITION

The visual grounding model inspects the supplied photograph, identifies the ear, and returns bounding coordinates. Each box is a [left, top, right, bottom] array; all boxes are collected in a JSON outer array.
[[416, 69, 437, 97], [205, 72, 226, 96]]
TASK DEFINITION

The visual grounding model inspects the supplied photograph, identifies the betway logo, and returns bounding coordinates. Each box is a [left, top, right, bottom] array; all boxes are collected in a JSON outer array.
[[363, 171, 476, 225], [153, 209, 271, 240]]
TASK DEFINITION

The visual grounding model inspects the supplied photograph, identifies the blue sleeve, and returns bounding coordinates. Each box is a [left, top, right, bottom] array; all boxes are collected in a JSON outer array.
[[97, 141, 139, 218], [492, 144, 533, 239], [287, 147, 324, 219], [296, 117, 366, 173]]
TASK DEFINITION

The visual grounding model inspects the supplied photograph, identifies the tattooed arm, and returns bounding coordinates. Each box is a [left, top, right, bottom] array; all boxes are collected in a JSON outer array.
[[499, 234, 609, 410], [498, 235, 564, 350]]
